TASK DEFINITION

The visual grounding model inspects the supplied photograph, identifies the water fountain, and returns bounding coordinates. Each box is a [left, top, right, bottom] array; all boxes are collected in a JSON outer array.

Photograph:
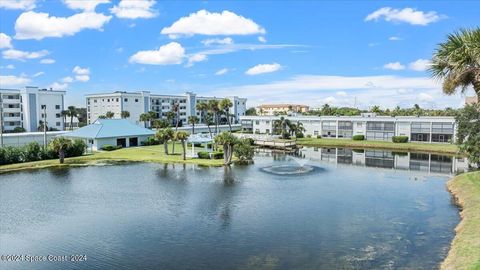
[[260, 156, 321, 175]]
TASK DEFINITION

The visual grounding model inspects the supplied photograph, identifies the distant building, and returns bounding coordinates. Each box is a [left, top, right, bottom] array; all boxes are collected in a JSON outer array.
[[465, 96, 478, 105], [0, 86, 66, 132], [86, 91, 247, 126], [256, 104, 309, 115]]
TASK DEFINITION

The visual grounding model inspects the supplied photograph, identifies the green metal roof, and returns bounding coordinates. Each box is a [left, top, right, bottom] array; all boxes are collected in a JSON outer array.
[[64, 119, 155, 139]]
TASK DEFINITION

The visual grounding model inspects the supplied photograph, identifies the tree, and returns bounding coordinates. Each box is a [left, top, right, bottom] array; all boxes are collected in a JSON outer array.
[[208, 99, 220, 134], [197, 102, 212, 137], [371, 105, 381, 114], [233, 139, 254, 164], [187, 116, 199, 134], [61, 110, 68, 129], [171, 104, 180, 154], [50, 137, 72, 164], [38, 120, 48, 131], [152, 119, 170, 129], [245, 107, 257, 116], [430, 28, 480, 97], [321, 104, 332, 115], [273, 117, 291, 139], [156, 128, 174, 155], [214, 132, 238, 165], [455, 103, 480, 167], [105, 111, 115, 119], [148, 111, 158, 127], [121, 111, 130, 119], [139, 113, 150, 128], [174, 131, 188, 160], [219, 98, 233, 131], [66, 106, 77, 130], [165, 111, 175, 127]]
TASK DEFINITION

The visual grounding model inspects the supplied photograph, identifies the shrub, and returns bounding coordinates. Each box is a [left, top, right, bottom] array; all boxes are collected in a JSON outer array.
[[244, 138, 255, 146], [352, 135, 365, 141], [2, 146, 23, 164], [101, 145, 122, 151], [211, 151, 224, 159], [23, 142, 42, 162], [306, 134, 312, 138], [40, 147, 57, 160], [392, 136, 409, 143], [316, 135, 322, 139], [197, 151, 210, 159], [295, 132, 304, 138], [66, 139, 86, 157], [142, 136, 160, 146], [12, 127, 26, 133], [234, 139, 254, 163]]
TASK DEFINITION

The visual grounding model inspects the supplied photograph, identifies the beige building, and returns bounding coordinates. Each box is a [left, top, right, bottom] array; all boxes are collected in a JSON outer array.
[[465, 96, 478, 105], [256, 104, 309, 116]]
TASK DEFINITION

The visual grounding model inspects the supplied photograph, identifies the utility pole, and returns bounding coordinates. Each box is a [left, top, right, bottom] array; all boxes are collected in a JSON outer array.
[[41, 104, 47, 149], [0, 95, 3, 148]]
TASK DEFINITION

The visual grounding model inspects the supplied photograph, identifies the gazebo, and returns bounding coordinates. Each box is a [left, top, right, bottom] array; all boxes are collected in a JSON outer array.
[[187, 133, 214, 157]]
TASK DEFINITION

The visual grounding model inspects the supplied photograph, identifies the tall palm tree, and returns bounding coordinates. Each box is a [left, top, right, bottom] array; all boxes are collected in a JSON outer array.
[[214, 132, 238, 165], [66, 106, 77, 130], [208, 99, 220, 134], [121, 111, 130, 119], [219, 98, 233, 131], [61, 110, 68, 130], [188, 116, 199, 134], [139, 113, 150, 128], [148, 111, 158, 127], [50, 137, 71, 164], [430, 28, 480, 97], [174, 131, 188, 160], [105, 111, 115, 119], [273, 117, 291, 139], [197, 102, 213, 137], [156, 128, 174, 155], [371, 105, 381, 114]]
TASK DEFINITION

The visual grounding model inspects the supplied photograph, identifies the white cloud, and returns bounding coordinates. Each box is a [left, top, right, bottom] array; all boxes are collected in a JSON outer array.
[[15, 11, 112, 40], [0, 33, 13, 49], [336, 91, 347, 97], [72, 66, 90, 81], [110, 0, 157, 19], [48, 82, 69, 90], [365, 7, 442, 26], [201, 37, 233, 46], [161, 10, 265, 38], [2, 49, 48, 61], [245, 63, 282, 75], [186, 54, 207, 67], [33, 71, 44, 77], [0, 75, 31, 86], [215, 68, 229, 76], [409, 59, 430, 71], [40, 58, 55, 64], [258, 36, 267, 43], [383, 62, 405, 70], [129, 42, 185, 65], [0, 0, 36, 10], [368, 42, 380, 47], [389, 36, 402, 41], [63, 0, 109, 11], [418, 92, 433, 102], [0, 64, 15, 69], [62, 76, 74, 83]]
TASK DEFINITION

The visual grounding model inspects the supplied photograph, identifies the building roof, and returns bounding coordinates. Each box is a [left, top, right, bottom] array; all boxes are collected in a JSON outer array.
[[64, 119, 155, 139], [257, 104, 309, 109]]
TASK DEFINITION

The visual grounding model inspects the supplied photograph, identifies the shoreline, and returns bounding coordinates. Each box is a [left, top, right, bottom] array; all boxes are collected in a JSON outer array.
[[441, 171, 480, 270]]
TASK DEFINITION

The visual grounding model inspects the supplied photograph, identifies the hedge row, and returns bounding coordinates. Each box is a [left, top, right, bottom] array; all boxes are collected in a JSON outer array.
[[0, 140, 86, 166], [392, 136, 409, 143], [101, 145, 123, 151], [352, 135, 365, 141]]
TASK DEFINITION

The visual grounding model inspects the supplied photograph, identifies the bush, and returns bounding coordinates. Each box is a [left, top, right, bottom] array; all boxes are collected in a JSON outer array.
[[295, 132, 304, 138], [40, 147, 57, 160], [101, 145, 122, 151], [12, 127, 26, 133], [66, 139, 86, 157], [142, 136, 160, 146], [306, 134, 312, 138], [1, 146, 23, 164], [234, 139, 254, 163], [23, 142, 42, 162], [211, 151, 224, 159], [316, 135, 321, 139], [392, 136, 409, 143], [244, 138, 255, 146], [352, 135, 365, 141], [197, 151, 210, 159]]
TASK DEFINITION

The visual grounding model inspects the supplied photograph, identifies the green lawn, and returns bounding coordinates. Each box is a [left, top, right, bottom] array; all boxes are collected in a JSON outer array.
[[0, 143, 226, 173], [297, 138, 460, 155], [442, 171, 480, 270]]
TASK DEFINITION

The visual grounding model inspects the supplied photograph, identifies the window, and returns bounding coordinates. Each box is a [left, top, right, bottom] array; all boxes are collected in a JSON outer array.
[[56, 122, 60, 126], [94, 99, 97, 103], [124, 98, 128, 102], [255, 120, 260, 125], [411, 122, 431, 133], [55, 105, 60, 110], [356, 122, 363, 127], [266, 129, 270, 134], [116, 98, 119, 102], [56, 113, 61, 118], [107, 99, 110, 102], [135, 99, 139, 102]]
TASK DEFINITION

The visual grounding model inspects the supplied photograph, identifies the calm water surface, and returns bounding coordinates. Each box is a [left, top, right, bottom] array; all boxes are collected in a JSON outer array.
[[0, 148, 460, 269]]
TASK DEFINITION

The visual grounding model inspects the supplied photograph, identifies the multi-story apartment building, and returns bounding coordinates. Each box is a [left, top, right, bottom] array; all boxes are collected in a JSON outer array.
[[0, 87, 66, 132], [256, 104, 309, 115], [86, 91, 247, 126], [240, 113, 456, 143]]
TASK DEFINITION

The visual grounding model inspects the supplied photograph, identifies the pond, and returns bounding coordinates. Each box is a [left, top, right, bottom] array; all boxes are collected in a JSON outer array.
[[0, 147, 466, 270]]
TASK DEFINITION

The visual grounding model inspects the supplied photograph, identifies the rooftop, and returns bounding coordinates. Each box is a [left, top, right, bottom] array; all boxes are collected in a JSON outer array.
[[63, 119, 155, 139]]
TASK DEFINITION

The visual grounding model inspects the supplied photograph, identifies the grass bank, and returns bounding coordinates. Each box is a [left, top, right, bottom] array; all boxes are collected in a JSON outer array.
[[0, 143, 226, 174], [442, 171, 480, 270], [297, 138, 459, 155]]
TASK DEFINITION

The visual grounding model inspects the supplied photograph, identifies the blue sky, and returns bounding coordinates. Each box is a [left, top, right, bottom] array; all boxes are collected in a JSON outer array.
[[0, 0, 478, 109]]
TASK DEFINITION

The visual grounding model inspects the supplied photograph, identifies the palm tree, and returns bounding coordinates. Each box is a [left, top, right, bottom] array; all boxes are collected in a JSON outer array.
[[66, 106, 77, 130], [430, 28, 480, 97], [121, 111, 130, 119], [38, 120, 48, 131], [175, 131, 188, 160], [188, 116, 199, 134], [219, 98, 233, 131], [105, 111, 115, 119], [165, 111, 175, 126], [148, 111, 158, 127], [152, 119, 169, 129], [274, 117, 291, 139], [61, 110, 68, 130], [171, 104, 180, 154], [197, 102, 212, 137], [208, 99, 220, 134], [371, 105, 381, 114], [214, 132, 238, 165], [139, 113, 150, 128], [50, 137, 71, 164], [156, 128, 174, 155]]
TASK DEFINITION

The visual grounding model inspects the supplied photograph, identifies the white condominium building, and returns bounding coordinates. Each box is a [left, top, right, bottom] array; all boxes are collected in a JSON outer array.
[[0, 86, 66, 132], [240, 113, 456, 143], [86, 91, 247, 126]]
